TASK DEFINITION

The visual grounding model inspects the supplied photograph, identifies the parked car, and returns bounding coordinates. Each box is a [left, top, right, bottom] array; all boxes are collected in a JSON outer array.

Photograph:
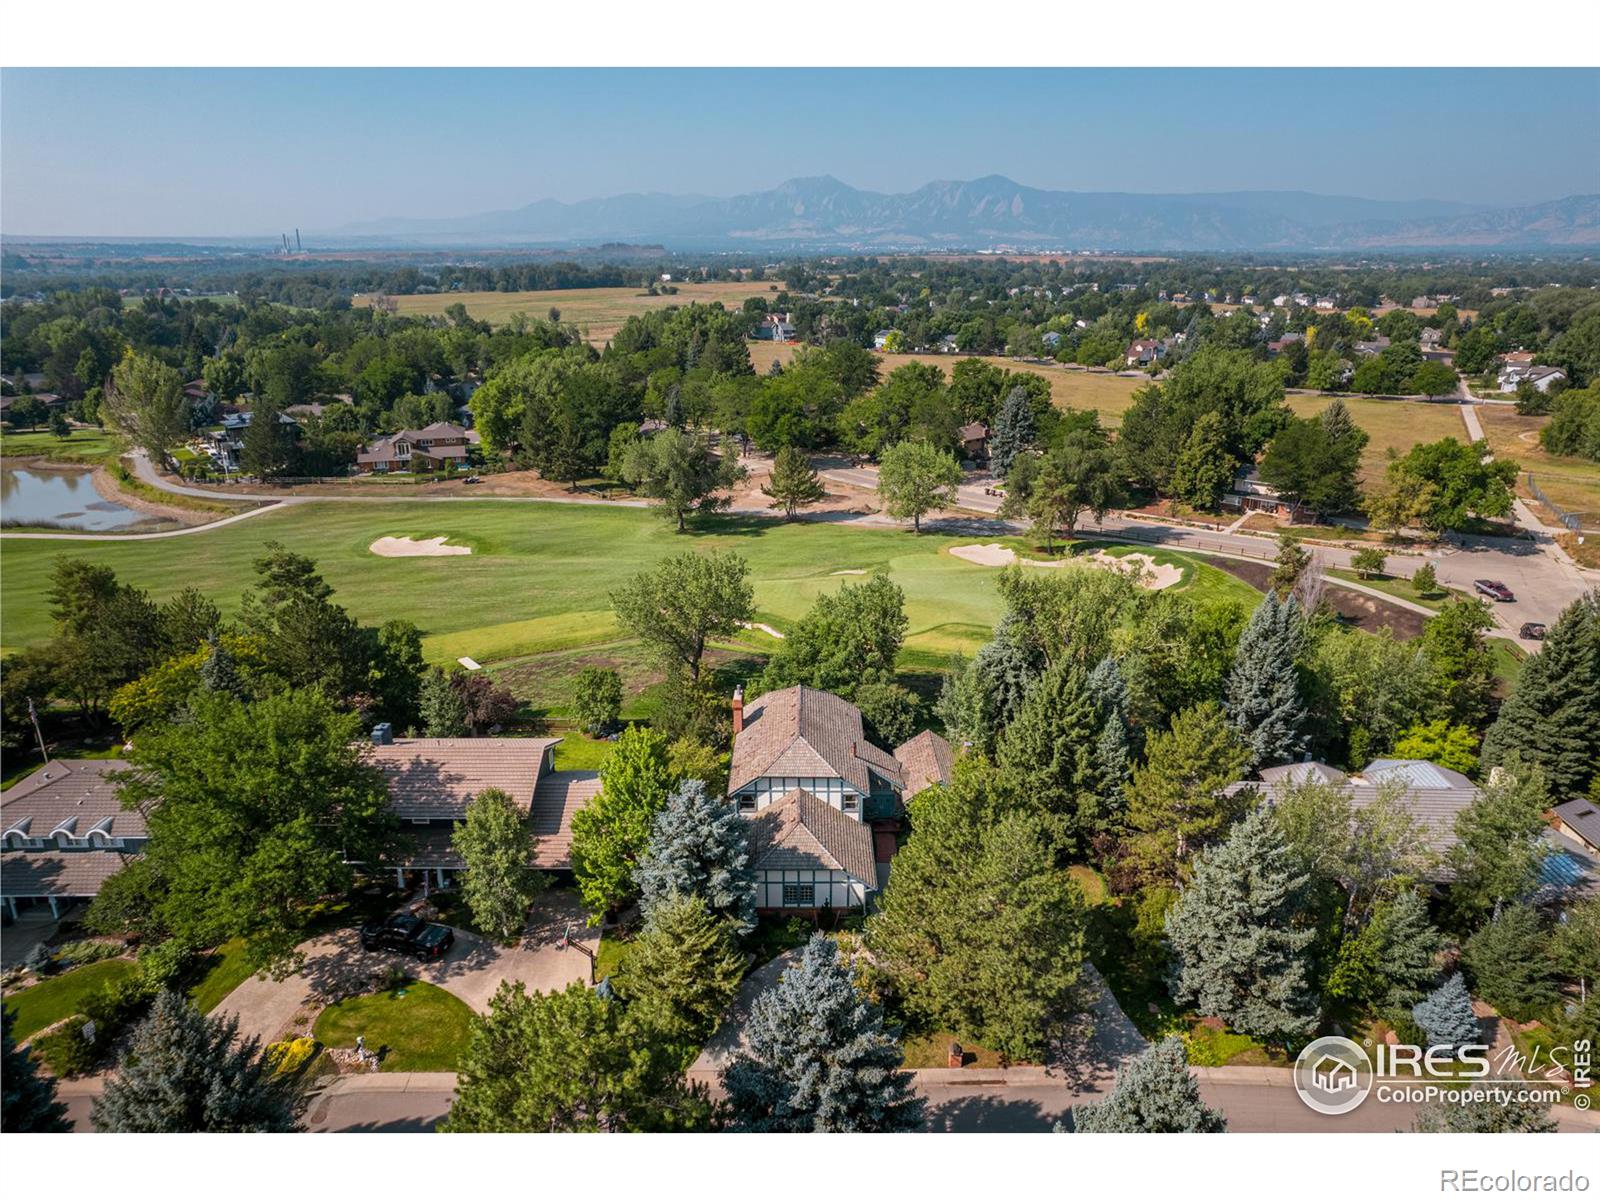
[[360, 913, 455, 960], [1474, 579, 1515, 602], [1520, 622, 1548, 640]]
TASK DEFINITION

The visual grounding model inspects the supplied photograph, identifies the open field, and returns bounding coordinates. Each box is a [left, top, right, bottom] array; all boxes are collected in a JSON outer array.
[[748, 342, 1147, 425], [360, 281, 783, 345], [1285, 394, 1469, 482], [1473, 404, 1600, 531], [1, 427, 124, 465], [0, 501, 1260, 678]]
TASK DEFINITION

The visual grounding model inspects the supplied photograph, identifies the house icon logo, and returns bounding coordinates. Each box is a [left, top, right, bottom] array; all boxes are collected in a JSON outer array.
[[1293, 1036, 1374, 1115]]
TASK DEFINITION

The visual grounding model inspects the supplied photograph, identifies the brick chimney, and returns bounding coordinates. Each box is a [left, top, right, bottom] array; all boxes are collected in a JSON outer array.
[[731, 685, 745, 736]]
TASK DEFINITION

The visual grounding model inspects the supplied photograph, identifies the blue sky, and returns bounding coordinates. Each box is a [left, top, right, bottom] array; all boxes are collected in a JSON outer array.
[[3, 68, 1596, 236]]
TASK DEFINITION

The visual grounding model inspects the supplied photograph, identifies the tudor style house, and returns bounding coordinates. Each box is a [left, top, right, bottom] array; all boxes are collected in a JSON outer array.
[[365, 729, 598, 890], [2, 759, 146, 919], [727, 685, 953, 914], [356, 421, 477, 473]]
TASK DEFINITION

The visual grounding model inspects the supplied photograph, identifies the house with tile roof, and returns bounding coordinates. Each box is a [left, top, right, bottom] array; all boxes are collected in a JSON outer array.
[[363, 732, 598, 890], [356, 422, 476, 473], [727, 685, 953, 912], [2, 759, 146, 919]]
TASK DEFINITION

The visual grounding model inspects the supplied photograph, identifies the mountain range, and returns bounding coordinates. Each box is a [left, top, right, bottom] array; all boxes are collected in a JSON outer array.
[[337, 175, 1600, 252]]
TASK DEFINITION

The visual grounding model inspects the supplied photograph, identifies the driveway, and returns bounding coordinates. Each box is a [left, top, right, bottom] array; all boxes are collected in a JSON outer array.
[[214, 890, 597, 1044]]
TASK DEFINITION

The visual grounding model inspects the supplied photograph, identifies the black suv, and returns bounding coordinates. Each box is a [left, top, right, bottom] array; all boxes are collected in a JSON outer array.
[[360, 913, 455, 961]]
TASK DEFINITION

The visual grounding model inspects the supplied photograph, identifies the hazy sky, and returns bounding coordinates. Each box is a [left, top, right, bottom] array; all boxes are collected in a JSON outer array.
[[3, 67, 1596, 236]]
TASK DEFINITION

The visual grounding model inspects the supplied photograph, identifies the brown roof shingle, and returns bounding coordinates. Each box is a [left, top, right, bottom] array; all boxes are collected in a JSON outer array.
[[530, 771, 601, 869], [369, 738, 558, 821], [729, 686, 902, 797], [2, 759, 144, 841], [894, 730, 954, 798], [746, 788, 877, 886], [1, 849, 136, 898]]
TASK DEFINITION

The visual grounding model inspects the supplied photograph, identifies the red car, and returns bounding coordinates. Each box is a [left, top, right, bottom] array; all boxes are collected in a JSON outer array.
[[1474, 579, 1515, 602]]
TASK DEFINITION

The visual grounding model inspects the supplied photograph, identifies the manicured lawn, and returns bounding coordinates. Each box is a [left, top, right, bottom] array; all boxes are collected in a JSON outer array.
[[3, 957, 140, 1041], [0, 502, 1020, 664], [552, 733, 617, 772], [594, 931, 634, 983], [189, 938, 257, 1014], [1327, 567, 1452, 611], [1, 427, 124, 464], [312, 979, 474, 1072], [1488, 638, 1527, 692], [901, 1029, 1014, 1069]]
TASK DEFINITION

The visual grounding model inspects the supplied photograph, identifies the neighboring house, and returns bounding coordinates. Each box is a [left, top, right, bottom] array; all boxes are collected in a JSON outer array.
[[958, 421, 990, 461], [1501, 350, 1536, 369], [1420, 328, 1445, 349], [872, 329, 894, 350], [356, 421, 476, 473], [1, 759, 144, 919], [935, 334, 960, 354], [1221, 466, 1300, 519], [1125, 338, 1160, 366], [203, 409, 299, 472], [365, 730, 597, 890], [1041, 330, 1062, 349], [1499, 364, 1566, 394], [183, 379, 215, 404], [1553, 799, 1600, 855], [755, 314, 795, 342], [727, 685, 952, 912], [1266, 333, 1304, 356], [1228, 759, 1490, 878], [1353, 335, 1392, 358]]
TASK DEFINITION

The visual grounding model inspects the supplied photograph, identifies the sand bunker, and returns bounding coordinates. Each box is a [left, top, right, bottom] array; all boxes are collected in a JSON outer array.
[[369, 535, 472, 557], [831, 568, 868, 575], [739, 621, 786, 639], [950, 544, 1182, 590]]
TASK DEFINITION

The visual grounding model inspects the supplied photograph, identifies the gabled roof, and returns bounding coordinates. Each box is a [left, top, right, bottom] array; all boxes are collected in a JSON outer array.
[[1258, 761, 1347, 787], [1554, 799, 1600, 851], [2, 759, 144, 840], [1364, 759, 1474, 791], [729, 686, 901, 797], [746, 789, 878, 886], [894, 730, 954, 799], [368, 737, 559, 821]]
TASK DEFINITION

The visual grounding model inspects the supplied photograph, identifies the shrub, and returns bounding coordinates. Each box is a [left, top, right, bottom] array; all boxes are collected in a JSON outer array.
[[263, 1036, 318, 1077], [33, 1016, 102, 1077], [81, 974, 157, 1044], [572, 667, 623, 736], [55, 939, 125, 968], [1411, 562, 1438, 596]]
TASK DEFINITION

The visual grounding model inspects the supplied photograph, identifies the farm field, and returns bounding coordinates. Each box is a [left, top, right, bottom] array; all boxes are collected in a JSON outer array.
[[748, 341, 1147, 425], [1473, 404, 1600, 531], [1284, 394, 1468, 482], [0, 501, 1259, 680], [361, 281, 782, 345]]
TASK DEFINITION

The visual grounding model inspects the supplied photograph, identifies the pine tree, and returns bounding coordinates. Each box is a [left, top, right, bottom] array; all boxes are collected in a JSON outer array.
[[724, 934, 924, 1132], [1267, 534, 1312, 599], [1411, 974, 1481, 1051], [197, 631, 242, 698], [452, 787, 548, 942], [1165, 805, 1320, 1046], [92, 991, 303, 1132], [1373, 890, 1444, 1013], [617, 893, 744, 1042], [1123, 702, 1251, 884], [1224, 593, 1308, 768], [959, 611, 1045, 752], [995, 657, 1105, 846], [988, 385, 1036, 477], [1463, 903, 1560, 1022], [1086, 655, 1133, 805], [1069, 1038, 1227, 1132], [418, 665, 468, 736], [1413, 1091, 1558, 1133], [634, 780, 757, 932], [761, 445, 827, 519], [1481, 591, 1600, 800], [2, 1008, 71, 1132]]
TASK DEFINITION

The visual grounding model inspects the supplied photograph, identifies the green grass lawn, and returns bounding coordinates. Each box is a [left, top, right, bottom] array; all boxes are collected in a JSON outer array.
[[3, 957, 141, 1041], [1, 427, 124, 465], [312, 979, 474, 1072], [188, 938, 256, 1014], [552, 733, 617, 772], [0, 502, 1017, 660], [1488, 638, 1527, 692], [1327, 567, 1452, 611]]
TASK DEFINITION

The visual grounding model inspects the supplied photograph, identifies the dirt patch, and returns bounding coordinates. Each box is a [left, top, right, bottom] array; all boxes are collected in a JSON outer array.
[[1208, 558, 1427, 638], [369, 535, 472, 557]]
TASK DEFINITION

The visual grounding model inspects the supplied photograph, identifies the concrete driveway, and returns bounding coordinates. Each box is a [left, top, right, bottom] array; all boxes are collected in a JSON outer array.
[[214, 890, 597, 1044]]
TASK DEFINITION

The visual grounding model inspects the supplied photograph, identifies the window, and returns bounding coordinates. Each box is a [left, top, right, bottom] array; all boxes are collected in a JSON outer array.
[[842, 794, 858, 813], [782, 883, 815, 907], [737, 795, 756, 812]]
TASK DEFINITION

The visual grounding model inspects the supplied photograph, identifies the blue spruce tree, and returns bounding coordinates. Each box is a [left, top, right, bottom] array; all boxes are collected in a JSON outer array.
[[988, 385, 1036, 477], [634, 780, 758, 933], [1224, 593, 1309, 768], [1411, 974, 1481, 1052]]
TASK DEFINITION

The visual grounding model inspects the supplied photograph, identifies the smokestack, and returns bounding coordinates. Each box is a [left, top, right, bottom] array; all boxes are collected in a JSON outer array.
[[370, 722, 393, 746], [295, 228, 302, 252], [731, 685, 744, 736]]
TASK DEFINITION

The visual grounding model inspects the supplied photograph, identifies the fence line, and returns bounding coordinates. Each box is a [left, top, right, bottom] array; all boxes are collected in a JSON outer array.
[[1525, 473, 1582, 532], [1108, 522, 1276, 561]]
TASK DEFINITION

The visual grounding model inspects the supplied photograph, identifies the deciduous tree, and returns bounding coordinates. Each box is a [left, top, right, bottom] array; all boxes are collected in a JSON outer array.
[[876, 439, 961, 533], [570, 726, 677, 921], [611, 551, 753, 682], [453, 787, 548, 943]]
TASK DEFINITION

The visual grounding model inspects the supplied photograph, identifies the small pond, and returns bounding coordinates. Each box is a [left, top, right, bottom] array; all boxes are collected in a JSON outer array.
[[0, 464, 147, 530]]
